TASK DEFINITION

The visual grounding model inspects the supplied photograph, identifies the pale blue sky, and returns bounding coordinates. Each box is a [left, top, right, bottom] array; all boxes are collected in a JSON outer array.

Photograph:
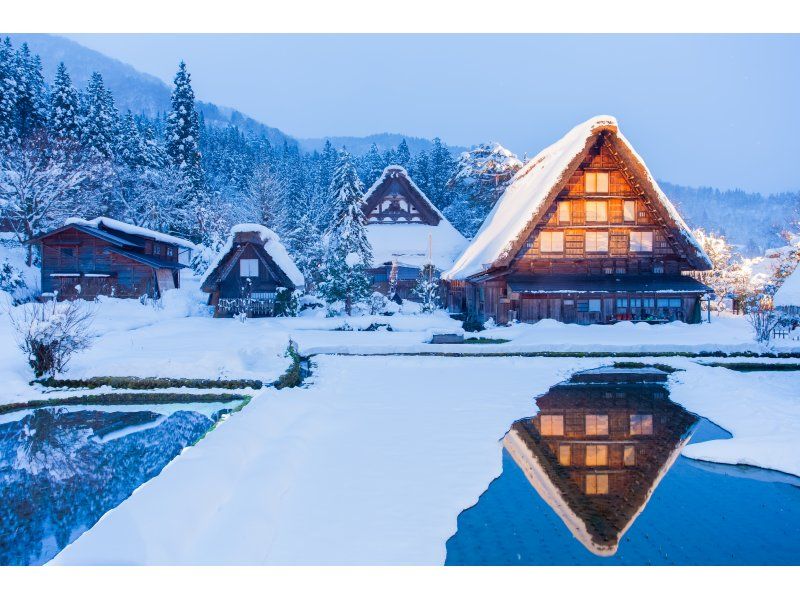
[[66, 34, 800, 194]]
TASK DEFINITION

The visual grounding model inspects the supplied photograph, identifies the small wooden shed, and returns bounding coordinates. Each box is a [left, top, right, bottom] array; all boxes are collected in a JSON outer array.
[[29, 217, 195, 300], [200, 224, 305, 317]]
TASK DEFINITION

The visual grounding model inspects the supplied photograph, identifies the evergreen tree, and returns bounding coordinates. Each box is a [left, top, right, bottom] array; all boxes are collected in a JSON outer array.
[[81, 72, 117, 158], [13, 43, 47, 140], [357, 142, 386, 186], [319, 150, 373, 314], [283, 213, 324, 289], [426, 137, 457, 210], [48, 62, 81, 143], [412, 262, 441, 313], [0, 38, 19, 145], [394, 139, 411, 167], [409, 150, 431, 196], [116, 111, 146, 168]]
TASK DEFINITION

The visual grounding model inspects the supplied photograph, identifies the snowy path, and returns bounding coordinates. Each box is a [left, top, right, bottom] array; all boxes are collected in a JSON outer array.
[[51, 355, 800, 565]]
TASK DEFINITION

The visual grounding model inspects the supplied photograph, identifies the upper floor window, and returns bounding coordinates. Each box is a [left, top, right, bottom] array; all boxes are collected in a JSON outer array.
[[630, 231, 654, 252], [585, 200, 608, 222], [623, 200, 636, 222], [584, 171, 609, 194], [623, 445, 636, 466], [586, 473, 609, 495], [585, 444, 608, 467], [585, 231, 609, 252], [167, 247, 175, 257], [539, 231, 564, 253], [585, 414, 609, 436], [540, 414, 564, 436], [240, 258, 259, 277], [558, 445, 571, 466], [558, 201, 571, 223], [630, 414, 654, 435], [153, 244, 161, 255]]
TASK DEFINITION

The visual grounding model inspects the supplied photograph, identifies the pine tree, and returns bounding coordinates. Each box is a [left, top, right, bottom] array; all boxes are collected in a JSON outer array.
[[116, 111, 146, 167], [319, 150, 373, 315], [357, 142, 386, 186], [48, 62, 81, 144], [283, 213, 324, 289], [412, 262, 441, 313], [0, 38, 19, 145], [13, 43, 47, 140], [410, 150, 431, 196], [394, 139, 411, 167], [81, 72, 118, 158], [427, 137, 457, 210]]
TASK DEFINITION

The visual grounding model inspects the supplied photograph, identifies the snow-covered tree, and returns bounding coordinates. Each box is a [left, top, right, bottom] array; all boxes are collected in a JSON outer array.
[[283, 213, 324, 290], [357, 142, 386, 187], [0, 38, 20, 145], [12, 43, 47, 140], [48, 63, 81, 144], [426, 137, 457, 210], [80, 72, 117, 159], [318, 150, 373, 315], [412, 262, 441, 313]]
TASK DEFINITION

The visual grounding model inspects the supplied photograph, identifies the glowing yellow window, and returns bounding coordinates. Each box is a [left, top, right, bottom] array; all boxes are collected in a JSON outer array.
[[558, 445, 571, 465], [585, 445, 608, 466], [540, 414, 564, 436], [585, 414, 609, 436], [585, 200, 608, 222], [585, 172, 609, 194], [586, 473, 609, 495], [559, 201, 571, 222], [539, 231, 564, 252]]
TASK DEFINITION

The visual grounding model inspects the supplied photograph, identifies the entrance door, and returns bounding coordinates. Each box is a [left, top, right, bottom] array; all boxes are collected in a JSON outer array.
[[562, 299, 577, 323]]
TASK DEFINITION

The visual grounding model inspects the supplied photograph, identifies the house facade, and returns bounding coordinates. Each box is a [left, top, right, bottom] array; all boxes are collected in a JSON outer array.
[[443, 116, 712, 324], [362, 166, 467, 299], [200, 224, 304, 317], [30, 217, 195, 300]]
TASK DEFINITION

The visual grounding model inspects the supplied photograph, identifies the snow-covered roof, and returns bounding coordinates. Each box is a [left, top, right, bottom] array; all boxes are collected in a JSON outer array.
[[774, 266, 800, 307], [200, 223, 305, 289], [65, 217, 197, 251], [366, 221, 468, 271], [443, 116, 710, 281], [363, 165, 446, 220]]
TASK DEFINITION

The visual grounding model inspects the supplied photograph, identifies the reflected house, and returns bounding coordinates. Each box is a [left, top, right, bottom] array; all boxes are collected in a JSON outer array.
[[504, 383, 697, 555]]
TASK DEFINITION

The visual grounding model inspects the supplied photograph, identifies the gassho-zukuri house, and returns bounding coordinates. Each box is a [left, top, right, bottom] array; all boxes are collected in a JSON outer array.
[[443, 116, 712, 325], [29, 216, 196, 300], [362, 165, 467, 299], [200, 224, 305, 317]]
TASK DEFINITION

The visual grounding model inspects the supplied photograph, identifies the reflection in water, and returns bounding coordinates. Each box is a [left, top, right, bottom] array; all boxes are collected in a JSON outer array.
[[446, 381, 800, 565], [0, 406, 228, 565], [504, 384, 697, 555]]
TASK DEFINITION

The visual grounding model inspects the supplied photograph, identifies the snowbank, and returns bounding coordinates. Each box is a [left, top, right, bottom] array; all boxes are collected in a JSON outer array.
[[774, 266, 800, 307]]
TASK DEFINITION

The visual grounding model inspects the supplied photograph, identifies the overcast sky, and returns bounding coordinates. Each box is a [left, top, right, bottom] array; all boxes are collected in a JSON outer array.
[[65, 34, 800, 194]]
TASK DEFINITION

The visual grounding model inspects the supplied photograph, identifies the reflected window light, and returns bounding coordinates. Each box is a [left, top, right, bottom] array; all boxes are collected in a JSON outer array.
[[585, 414, 609, 435], [586, 473, 609, 495], [558, 445, 571, 465], [540, 415, 564, 436], [630, 414, 654, 435], [624, 445, 636, 466], [585, 445, 608, 466]]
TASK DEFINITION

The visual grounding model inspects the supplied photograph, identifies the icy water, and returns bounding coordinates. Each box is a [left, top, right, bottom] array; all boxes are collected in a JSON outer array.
[[0, 402, 240, 565], [446, 382, 800, 565]]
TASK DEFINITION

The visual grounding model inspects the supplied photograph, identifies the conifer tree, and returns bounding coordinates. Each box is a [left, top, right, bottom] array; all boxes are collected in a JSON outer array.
[[412, 262, 441, 313], [394, 139, 411, 167], [116, 111, 146, 168], [13, 43, 47, 140], [0, 38, 19, 145], [410, 150, 431, 196], [357, 142, 386, 186], [319, 150, 373, 315], [426, 137, 456, 210], [81, 72, 117, 158], [48, 62, 81, 144]]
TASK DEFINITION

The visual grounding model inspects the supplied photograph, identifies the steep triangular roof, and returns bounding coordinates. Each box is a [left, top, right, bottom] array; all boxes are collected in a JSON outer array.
[[200, 224, 304, 291], [362, 165, 443, 225], [444, 116, 711, 280]]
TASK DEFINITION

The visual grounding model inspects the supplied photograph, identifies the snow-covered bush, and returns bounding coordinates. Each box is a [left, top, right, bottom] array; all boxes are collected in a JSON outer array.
[[10, 299, 94, 378], [274, 288, 302, 317], [367, 292, 388, 315], [0, 258, 27, 295], [411, 263, 441, 313]]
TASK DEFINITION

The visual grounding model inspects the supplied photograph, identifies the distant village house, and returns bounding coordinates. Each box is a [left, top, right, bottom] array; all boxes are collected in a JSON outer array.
[[29, 217, 195, 300], [443, 116, 712, 324], [200, 224, 305, 317]]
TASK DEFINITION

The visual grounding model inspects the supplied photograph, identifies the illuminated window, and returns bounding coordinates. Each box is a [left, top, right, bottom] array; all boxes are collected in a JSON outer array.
[[585, 231, 609, 252], [586, 414, 609, 435], [539, 231, 564, 252], [240, 259, 259, 277], [585, 172, 609, 194], [630, 414, 653, 435], [586, 473, 609, 495], [558, 201, 571, 223], [624, 445, 636, 466], [558, 445, 571, 465], [585, 445, 608, 466], [585, 200, 608, 222], [540, 415, 564, 436], [630, 231, 653, 252], [623, 200, 636, 222]]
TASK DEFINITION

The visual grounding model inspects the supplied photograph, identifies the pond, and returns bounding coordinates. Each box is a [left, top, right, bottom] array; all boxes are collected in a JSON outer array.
[[446, 378, 800, 565], [0, 401, 241, 566]]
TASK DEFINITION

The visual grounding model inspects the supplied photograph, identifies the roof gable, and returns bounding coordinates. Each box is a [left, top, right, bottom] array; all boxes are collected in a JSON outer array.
[[444, 116, 711, 280], [362, 166, 442, 226]]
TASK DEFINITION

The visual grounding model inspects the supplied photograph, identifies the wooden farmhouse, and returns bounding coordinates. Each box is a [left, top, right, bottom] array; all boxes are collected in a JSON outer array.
[[443, 116, 712, 324], [200, 224, 305, 317], [30, 217, 195, 300], [362, 166, 467, 299], [504, 382, 697, 555]]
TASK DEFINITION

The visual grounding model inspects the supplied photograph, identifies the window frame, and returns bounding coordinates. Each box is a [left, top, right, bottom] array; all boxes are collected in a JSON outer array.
[[623, 200, 636, 222], [585, 414, 609, 436], [585, 200, 608, 222], [239, 258, 259, 278], [585, 444, 608, 467], [558, 201, 571, 223], [585, 231, 609, 253], [584, 172, 610, 194], [629, 230, 654, 252], [539, 230, 565, 253], [630, 414, 654, 436]]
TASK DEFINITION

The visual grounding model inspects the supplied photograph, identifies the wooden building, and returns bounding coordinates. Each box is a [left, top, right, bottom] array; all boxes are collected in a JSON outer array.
[[443, 116, 712, 324], [200, 224, 304, 317], [504, 381, 697, 555], [361, 166, 467, 299], [29, 217, 195, 300]]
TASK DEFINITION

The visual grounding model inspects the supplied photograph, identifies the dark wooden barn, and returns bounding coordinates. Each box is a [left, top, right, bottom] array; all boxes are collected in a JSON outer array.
[[200, 224, 305, 317], [361, 166, 467, 300], [443, 116, 712, 324], [29, 217, 195, 300]]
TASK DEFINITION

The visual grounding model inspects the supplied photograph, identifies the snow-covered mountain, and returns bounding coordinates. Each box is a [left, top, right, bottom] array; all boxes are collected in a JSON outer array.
[[298, 132, 465, 156], [4, 34, 296, 147], [451, 142, 523, 187]]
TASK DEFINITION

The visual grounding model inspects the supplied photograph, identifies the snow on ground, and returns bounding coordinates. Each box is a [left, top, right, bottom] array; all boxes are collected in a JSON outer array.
[[51, 355, 800, 565]]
